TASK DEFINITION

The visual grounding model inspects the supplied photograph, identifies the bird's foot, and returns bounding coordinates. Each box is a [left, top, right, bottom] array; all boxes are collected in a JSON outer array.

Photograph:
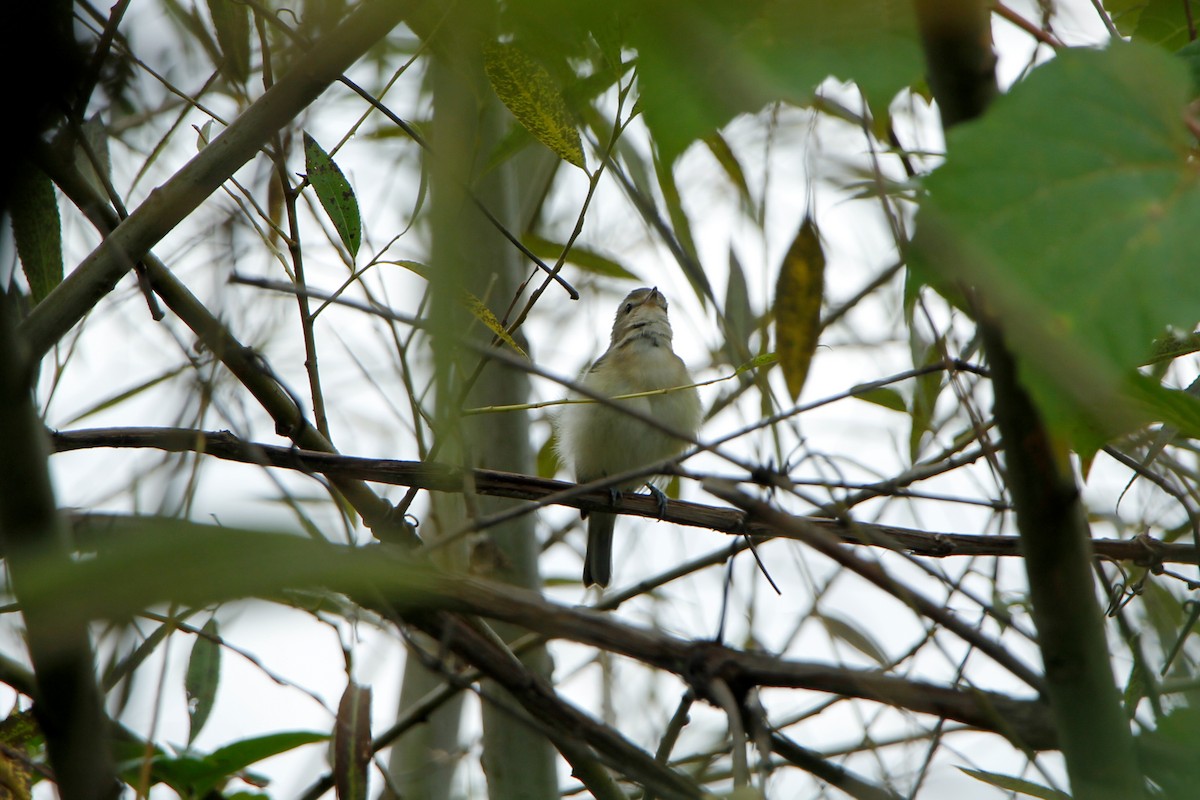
[[646, 483, 669, 517], [608, 487, 623, 509]]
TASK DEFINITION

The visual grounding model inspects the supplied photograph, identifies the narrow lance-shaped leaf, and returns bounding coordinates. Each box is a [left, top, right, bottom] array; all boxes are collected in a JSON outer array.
[[11, 164, 63, 304], [774, 217, 825, 400], [958, 767, 1071, 800], [185, 616, 221, 744], [484, 43, 586, 170], [334, 682, 372, 800], [207, 0, 251, 82], [462, 292, 528, 359], [304, 132, 362, 259]]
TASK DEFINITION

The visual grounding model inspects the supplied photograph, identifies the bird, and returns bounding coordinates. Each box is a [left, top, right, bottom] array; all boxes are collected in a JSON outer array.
[[556, 287, 702, 588]]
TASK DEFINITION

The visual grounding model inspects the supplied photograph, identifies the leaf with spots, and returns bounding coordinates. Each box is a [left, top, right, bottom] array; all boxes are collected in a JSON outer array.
[[484, 43, 586, 170], [304, 132, 361, 259]]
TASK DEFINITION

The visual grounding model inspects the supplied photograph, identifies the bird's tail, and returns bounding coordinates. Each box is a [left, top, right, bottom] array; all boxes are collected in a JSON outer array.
[[583, 512, 615, 588]]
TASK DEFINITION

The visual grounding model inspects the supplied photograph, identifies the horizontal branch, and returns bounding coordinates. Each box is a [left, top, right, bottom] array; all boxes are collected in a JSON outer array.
[[51, 426, 1199, 567], [30, 517, 1060, 752]]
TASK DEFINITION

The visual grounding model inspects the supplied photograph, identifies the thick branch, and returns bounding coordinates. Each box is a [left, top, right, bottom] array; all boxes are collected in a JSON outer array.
[[0, 302, 117, 798], [52, 427, 1199, 567], [32, 520, 1059, 752], [19, 0, 410, 358]]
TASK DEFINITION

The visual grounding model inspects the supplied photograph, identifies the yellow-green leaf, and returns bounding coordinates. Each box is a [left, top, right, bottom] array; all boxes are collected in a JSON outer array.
[[462, 293, 527, 359], [484, 43, 585, 170], [774, 217, 825, 400]]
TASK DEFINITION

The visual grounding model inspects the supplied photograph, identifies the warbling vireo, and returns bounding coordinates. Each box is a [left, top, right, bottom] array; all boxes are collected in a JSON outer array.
[[556, 287, 702, 587]]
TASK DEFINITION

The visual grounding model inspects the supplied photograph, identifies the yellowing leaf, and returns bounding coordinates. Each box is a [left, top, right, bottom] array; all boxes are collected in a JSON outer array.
[[335, 682, 371, 800], [462, 292, 528, 359], [484, 43, 586, 170], [774, 217, 825, 400]]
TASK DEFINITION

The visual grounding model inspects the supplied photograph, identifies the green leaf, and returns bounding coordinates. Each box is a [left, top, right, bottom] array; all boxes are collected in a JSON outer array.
[[910, 42, 1200, 448], [304, 132, 362, 258], [1106, 0, 1199, 50], [631, 0, 920, 163], [909, 332, 945, 463], [185, 616, 221, 744], [11, 164, 63, 304], [774, 217, 825, 401], [126, 731, 327, 796], [651, 148, 711, 304], [853, 386, 906, 413], [207, 0, 251, 82], [536, 433, 561, 479], [958, 767, 1071, 800], [705, 133, 754, 214], [1137, 705, 1200, 799], [484, 42, 586, 170], [521, 234, 640, 280], [723, 246, 754, 366], [816, 612, 889, 667], [334, 683, 372, 800]]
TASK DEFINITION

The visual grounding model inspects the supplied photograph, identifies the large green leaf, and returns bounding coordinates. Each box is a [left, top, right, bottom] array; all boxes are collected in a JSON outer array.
[[630, 0, 921, 163], [910, 42, 1200, 447], [1105, 0, 1200, 51]]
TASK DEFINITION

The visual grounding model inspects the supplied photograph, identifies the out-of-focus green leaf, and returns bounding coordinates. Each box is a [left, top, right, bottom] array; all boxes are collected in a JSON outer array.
[[334, 683, 371, 800], [651, 148, 712, 305], [958, 767, 1071, 800], [1136, 705, 1200, 799], [185, 617, 221, 744], [1122, 643, 1148, 719], [11, 164, 63, 304], [522, 234, 640, 281], [631, 0, 920, 163], [63, 364, 189, 426], [118, 730, 327, 795], [816, 612, 889, 667], [303, 132, 362, 258], [908, 332, 945, 463], [910, 43, 1200, 450], [774, 217, 824, 401], [1177, 39, 1200, 95], [537, 433, 561, 479], [706, 133, 754, 214], [383, 260, 432, 280], [723, 246, 754, 366], [484, 42, 586, 170], [1105, 0, 1196, 50], [207, 0, 251, 82], [853, 386, 906, 413]]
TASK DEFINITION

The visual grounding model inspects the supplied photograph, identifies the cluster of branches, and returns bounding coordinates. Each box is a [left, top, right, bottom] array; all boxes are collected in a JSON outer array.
[[2, 1, 1199, 799]]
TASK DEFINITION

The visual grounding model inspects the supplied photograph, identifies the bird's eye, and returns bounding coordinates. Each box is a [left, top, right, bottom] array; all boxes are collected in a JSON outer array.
[[623, 303, 633, 314]]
